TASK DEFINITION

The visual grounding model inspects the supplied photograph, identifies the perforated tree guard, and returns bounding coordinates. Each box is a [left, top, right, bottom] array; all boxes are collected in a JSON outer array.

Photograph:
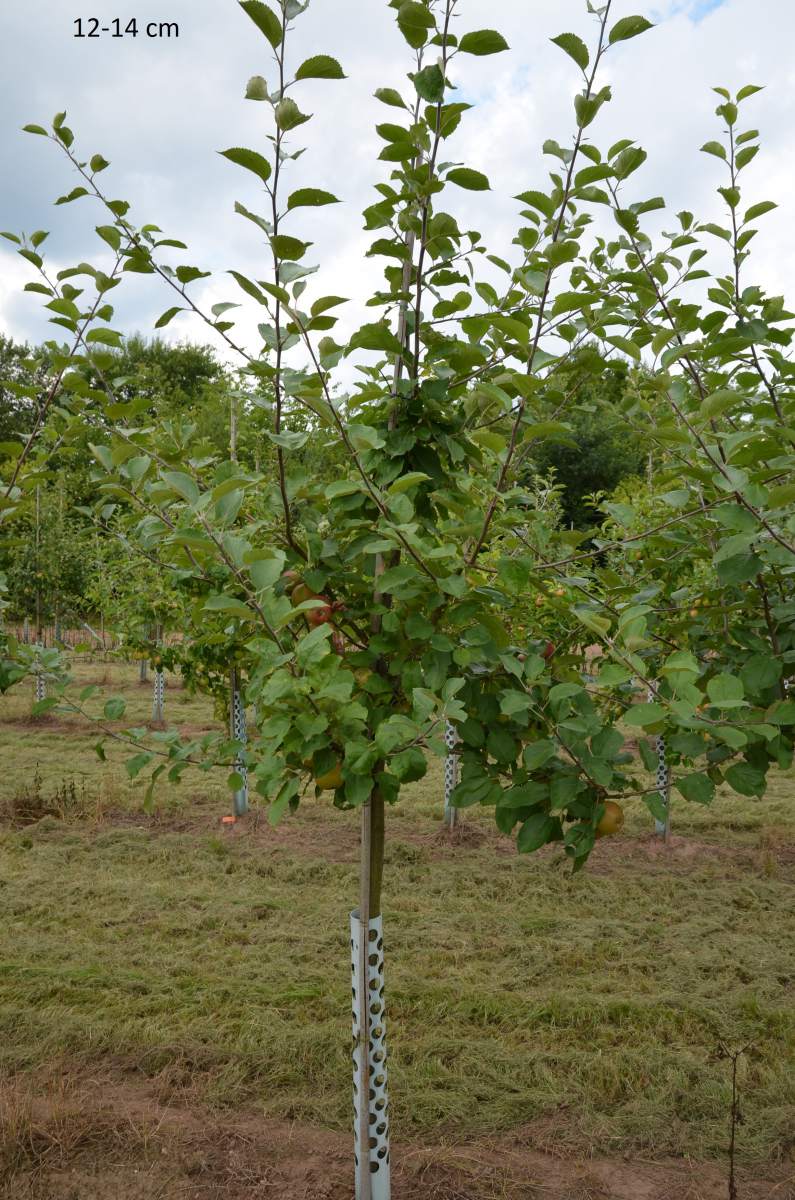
[[152, 670, 165, 723], [230, 670, 248, 816], [351, 910, 390, 1200], [654, 732, 669, 837], [443, 720, 459, 830], [35, 670, 46, 704], [648, 686, 669, 836]]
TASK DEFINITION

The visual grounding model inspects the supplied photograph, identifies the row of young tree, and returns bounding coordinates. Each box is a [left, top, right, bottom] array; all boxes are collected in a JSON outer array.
[[0, 331, 641, 624], [2, 1, 794, 1194]]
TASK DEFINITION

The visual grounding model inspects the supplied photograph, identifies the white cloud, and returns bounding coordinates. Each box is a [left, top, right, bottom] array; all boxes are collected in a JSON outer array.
[[1, 0, 793, 367]]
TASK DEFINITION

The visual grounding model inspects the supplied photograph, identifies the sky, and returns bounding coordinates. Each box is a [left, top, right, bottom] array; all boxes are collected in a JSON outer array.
[[1, 0, 794, 372]]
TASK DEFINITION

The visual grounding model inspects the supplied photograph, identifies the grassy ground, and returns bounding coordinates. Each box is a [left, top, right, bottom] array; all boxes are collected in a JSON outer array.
[[0, 660, 794, 1194]]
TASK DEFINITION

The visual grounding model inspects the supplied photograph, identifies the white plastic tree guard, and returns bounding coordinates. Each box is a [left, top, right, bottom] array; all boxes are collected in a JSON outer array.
[[230, 668, 248, 816], [151, 669, 165, 723], [34, 665, 46, 704], [443, 720, 459, 830], [647, 686, 670, 837], [351, 910, 390, 1199], [654, 732, 671, 838]]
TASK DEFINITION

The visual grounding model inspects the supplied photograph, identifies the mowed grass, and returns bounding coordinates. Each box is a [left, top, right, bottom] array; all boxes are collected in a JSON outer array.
[[0, 660, 793, 1166]]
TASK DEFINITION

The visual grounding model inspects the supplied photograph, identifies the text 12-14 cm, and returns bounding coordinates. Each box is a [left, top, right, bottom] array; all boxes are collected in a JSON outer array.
[[73, 18, 179, 38]]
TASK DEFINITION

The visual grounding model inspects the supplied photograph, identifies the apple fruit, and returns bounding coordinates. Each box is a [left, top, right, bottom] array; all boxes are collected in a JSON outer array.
[[307, 596, 334, 627], [316, 761, 343, 791], [595, 801, 624, 838]]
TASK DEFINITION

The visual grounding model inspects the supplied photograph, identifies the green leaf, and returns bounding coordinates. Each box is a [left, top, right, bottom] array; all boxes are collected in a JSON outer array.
[[55, 187, 89, 206], [706, 674, 745, 708], [238, 0, 282, 47], [96, 224, 121, 251], [348, 321, 403, 356], [766, 483, 795, 509], [724, 762, 766, 798], [744, 200, 776, 223], [104, 697, 126, 720], [446, 168, 490, 191], [701, 140, 726, 160], [295, 54, 346, 80], [275, 98, 311, 131], [517, 812, 557, 853], [624, 703, 666, 728], [550, 32, 589, 70], [397, 1, 435, 49], [717, 552, 762, 586], [271, 234, 310, 261], [249, 556, 285, 590], [523, 740, 557, 771], [126, 753, 153, 780], [155, 307, 183, 331], [219, 147, 272, 184], [414, 64, 445, 103], [287, 188, 339, 210], [459, 29, 509, 56], [375, 88, 406, 108], [515, 189, 555, 218], [388, 471, 431, 494], [609, 15, 654, 44], [162, 471, 200, 504], [676, 772, 714, 805], [701, 389, 738, 420], [245, 75, 268, 101], [22, 124, 48, 136]]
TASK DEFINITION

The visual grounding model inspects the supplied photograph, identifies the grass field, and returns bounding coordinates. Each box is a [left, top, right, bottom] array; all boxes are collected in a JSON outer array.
[[0, 660, 793, 1199]]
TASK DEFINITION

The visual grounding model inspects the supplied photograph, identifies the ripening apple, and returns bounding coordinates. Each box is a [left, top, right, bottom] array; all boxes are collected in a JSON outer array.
[[315, 761, 343, 790], [306, 596, 334, 627], [542, 641, 555, 661], [595, 801, 624, 838]]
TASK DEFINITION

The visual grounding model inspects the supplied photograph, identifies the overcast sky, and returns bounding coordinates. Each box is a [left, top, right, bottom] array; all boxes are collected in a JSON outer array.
[[1, 0, 794, 370]]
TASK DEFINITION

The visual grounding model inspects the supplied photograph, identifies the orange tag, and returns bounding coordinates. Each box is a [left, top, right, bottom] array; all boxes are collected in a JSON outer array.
[[221, 815, 237, 825]]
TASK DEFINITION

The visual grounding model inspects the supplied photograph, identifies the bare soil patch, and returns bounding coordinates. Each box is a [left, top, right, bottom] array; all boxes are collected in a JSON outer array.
[[1, 1072, 790, 1200]]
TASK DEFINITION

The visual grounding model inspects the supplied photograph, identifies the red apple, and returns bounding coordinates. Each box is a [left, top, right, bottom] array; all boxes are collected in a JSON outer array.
[[542, 641, 555, 661], [306, 596, 334, 627]]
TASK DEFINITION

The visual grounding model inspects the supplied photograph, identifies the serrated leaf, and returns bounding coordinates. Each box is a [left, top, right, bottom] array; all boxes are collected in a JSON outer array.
[[624, 702, 666, 728], [161, 471, 200, 504], [388, 472, 430, 494], [219, 147, 272, 184], [446, 167, 490, 191], [609, 15, 654, 44], [154, 306, 184, 329], [459, 29, 509, 56], [245, 75, 268, 101], [550, 32, 589, 70], [271, 234, 310, 260], [375, 88, 406, 108], [287, 188, 339, 210], [275, 98, 311, 131], [295, 54, 346, 80], [397, 0, 435, 49], [239, 0, 282, 47], [414, 64, 445, 103]]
